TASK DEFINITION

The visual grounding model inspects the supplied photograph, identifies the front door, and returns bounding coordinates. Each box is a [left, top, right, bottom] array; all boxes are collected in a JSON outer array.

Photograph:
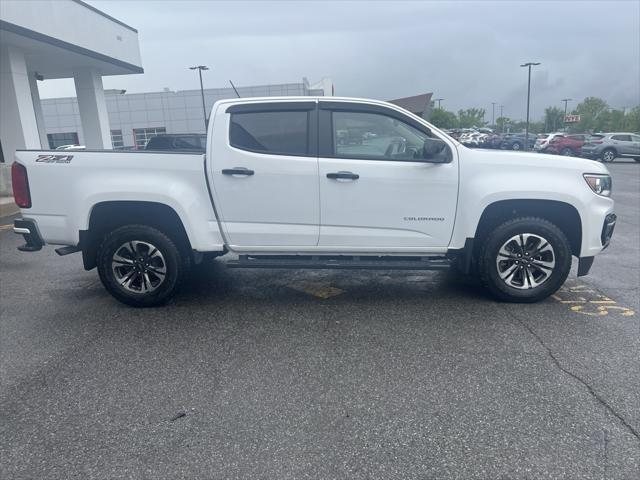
[[209, 101, 319, 248], [317, 102, 459, 250]]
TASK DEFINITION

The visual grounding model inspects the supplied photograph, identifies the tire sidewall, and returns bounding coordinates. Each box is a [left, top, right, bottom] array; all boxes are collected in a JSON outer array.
[[97, 225, 183, 307], [601, 149, 615, 162], [480, 218, 572, 302]]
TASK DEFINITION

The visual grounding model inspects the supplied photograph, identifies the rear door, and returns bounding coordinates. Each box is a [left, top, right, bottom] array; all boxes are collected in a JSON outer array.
[[630, 134, 640, 157], [208, 101, 320, 248], [316, 101, 458, 250], [611, 134, 633, 155]]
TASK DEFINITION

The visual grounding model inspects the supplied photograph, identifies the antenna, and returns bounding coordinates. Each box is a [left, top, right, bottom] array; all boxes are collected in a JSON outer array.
[[229, 80, 240, 98]]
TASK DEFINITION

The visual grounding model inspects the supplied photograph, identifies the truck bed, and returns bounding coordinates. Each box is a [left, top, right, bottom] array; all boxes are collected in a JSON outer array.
[[13, 149, 224, 251]]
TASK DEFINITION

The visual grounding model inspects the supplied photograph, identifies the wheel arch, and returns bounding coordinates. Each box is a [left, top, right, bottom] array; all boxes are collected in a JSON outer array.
[[474, 199, 582, 257], [81, 201, 192, 270]]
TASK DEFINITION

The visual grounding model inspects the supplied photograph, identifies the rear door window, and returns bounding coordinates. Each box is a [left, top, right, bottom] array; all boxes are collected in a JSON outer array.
[[611, 135, 631, 141], [230, 110, 309, 156]]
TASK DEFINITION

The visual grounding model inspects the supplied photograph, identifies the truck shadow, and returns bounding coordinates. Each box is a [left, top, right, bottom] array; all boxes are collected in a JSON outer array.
[[178, 261, 491, 307]]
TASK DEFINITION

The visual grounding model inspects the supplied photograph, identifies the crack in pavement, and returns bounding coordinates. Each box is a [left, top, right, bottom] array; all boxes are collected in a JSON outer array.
[[508, 307, 640, 442]]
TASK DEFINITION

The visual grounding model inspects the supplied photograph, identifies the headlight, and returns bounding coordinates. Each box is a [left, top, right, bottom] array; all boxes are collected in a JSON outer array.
[[583, 174, 612, 197]]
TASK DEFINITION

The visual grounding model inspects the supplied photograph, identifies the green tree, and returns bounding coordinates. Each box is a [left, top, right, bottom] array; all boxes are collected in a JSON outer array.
[[571, 97, 609, 133], [544, 106, 565, 132], [458, 108, 486, 128], [528, 121, 545, 134], [607, 109, 625, 131], [429, 108, 458, 129], [624, 106, 640, 132], [495, 116, 511, 133]]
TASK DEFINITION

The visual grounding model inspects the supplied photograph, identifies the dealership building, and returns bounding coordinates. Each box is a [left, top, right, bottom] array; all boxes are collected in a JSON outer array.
[[40, 78, 334, 150], [0, 0, 144, 195], [40, 84, 435, 151]]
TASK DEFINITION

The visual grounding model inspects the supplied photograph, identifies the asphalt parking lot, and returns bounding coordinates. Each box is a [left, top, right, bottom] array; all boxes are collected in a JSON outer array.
[[1, 162, 638, 479]]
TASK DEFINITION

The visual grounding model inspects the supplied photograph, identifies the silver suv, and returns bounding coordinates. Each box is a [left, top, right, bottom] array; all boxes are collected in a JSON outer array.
[[581, 133, 640, 162]]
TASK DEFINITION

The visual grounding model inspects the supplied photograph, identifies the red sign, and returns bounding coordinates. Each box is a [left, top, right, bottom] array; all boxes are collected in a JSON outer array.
[[564, 114, 581, 123]]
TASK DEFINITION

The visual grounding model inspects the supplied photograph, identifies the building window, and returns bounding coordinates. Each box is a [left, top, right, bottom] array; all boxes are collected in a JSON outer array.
[[47, 132, 79, 149], [133, 127, 166, 149], [111, 130, 124, 149]]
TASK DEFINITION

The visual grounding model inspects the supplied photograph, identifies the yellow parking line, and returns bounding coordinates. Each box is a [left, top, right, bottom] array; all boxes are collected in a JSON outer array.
[[553, 283, 635, 318], [288, 283, 344, 299]]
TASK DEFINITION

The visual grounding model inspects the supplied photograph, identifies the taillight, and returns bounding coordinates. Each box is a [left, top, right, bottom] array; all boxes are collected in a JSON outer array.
[[11, 162, 31, 208]]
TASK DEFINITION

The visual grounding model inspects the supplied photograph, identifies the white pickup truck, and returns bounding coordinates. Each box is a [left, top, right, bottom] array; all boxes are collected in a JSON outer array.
[[11, 97, 616, 307]]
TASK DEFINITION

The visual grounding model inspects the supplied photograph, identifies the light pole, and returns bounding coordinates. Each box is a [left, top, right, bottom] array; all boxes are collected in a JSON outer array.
[[434, 98, 444, 109], [520, 62, 540, 150], [189, 65, 209, 131], [491, 102, 496, 128], [499, 105, 504, 133], [561, 98, 572, 131]]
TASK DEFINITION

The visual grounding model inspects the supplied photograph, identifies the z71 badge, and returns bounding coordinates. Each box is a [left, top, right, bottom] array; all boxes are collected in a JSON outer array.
[[36, 154, 73, 164]]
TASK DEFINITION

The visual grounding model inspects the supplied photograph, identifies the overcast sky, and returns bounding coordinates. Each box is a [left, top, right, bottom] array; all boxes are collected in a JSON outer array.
[[38, 0, 640, 121]]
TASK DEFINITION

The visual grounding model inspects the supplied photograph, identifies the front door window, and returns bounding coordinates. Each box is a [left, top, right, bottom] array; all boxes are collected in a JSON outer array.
[[332, 111, 430, 161]]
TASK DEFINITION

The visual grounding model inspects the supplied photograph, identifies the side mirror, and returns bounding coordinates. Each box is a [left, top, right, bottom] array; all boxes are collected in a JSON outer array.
[[421, 138, 452, 163]]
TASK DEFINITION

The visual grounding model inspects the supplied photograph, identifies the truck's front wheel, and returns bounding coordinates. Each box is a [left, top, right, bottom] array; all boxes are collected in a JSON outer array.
[[97, 225, 186, 307], [478, 217, 572, 303]]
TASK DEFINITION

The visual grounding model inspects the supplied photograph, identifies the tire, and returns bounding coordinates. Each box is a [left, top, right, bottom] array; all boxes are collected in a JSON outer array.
[[511, 142, 522, 151], [97, 225, 187, 307], [478, 217, 572, 303], [600, 148, 616, 163], [561, 147, 574, 156]]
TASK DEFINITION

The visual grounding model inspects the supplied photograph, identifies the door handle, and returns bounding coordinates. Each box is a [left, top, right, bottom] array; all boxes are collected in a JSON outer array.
[[327, 171, 359, 180], [222, 167, 254, 176]]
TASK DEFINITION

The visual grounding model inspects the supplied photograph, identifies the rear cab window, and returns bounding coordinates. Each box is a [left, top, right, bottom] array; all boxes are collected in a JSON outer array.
[[229, 109, 311, 156]]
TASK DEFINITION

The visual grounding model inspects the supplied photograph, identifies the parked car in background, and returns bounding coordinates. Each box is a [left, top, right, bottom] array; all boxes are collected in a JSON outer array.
[[580, 133, 640, 162], [534, 133, 564, 153], [501, 133, 537, 151], [144, 134, 206, 152], [546, 134, 589, 157], [486, 133, 505, 148]]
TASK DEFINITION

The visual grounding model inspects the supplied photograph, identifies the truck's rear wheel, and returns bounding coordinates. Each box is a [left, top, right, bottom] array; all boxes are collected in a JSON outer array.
[[97, 225, 186, 307], [478, 217, 571, 303]]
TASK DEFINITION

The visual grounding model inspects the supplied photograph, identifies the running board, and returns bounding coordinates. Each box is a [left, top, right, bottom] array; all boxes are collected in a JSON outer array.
[[226, 255, 452, 270], [55, 245, 82, 256]]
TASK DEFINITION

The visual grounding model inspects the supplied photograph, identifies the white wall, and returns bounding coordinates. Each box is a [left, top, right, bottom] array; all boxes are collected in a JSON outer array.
[[1, 0, 142, 69]]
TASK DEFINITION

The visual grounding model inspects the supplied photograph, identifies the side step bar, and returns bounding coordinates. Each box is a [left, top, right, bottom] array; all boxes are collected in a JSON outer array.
[[55, 245, 82, 256], [226, 255, 452, 270]]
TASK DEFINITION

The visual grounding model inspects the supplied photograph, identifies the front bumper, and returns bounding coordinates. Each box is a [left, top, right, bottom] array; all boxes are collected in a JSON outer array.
[[14, 218, 44, 251], [601, 213, 616, 249], [577, 213, 616, 277], [580, 148, 600, 158]]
